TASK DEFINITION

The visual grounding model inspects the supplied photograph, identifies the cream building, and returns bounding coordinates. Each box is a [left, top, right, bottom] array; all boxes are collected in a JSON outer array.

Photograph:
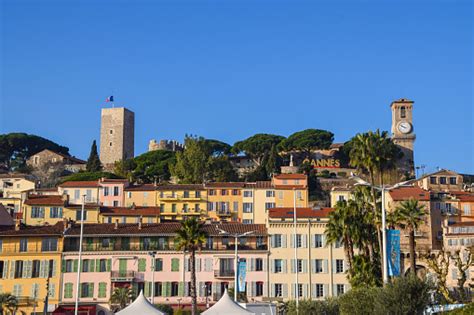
[[58, 181, 101, 204], [267, 207, 349, 301]]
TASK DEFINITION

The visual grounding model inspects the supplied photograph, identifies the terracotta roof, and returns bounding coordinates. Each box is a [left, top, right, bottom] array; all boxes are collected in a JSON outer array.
[[0, 221, 64, 236], [448, 221, 474, 227], [273, 174, 307, 180], [100, 178, 128, 183], [388, 186, 430, 201], [35, 187, 59, 192], [64, 222, 267, 236], [269, 207, 333, 219], [274, 185, 307, 190], [101, 206, 161, 216], [125, 184, 156, 192], [206, 182, 246, 188], [450, 191, 474, 202], [59, 181, 100, 188], [24, 195, 65, 206], [156, 184, 204, 191], [244, 181, 273, 189]]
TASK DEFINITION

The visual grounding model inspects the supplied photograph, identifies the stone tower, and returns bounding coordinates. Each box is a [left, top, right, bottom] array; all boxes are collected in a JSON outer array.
[[100, 107, 135, 166], [390, 98, 415, 177]]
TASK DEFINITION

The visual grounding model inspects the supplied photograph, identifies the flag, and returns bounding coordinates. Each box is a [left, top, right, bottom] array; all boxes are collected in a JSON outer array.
[[106, 96, 114, 102], [237, 260, 247, 292], [387, 229, 401, 276]]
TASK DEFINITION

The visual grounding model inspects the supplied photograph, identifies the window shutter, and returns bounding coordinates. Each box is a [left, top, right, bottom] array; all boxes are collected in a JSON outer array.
[[322, 234, 326, 247], [270, 284, 275, 297], [3, 261, 9, 279], [49, 284, 56, 298], [302, 235, 307, 248], [282, 284, 288, 298], [95, 259, 100, 272], [98, 283, 107, 298], [106, 259, 111, 272], [196, 258, 202, 272], [22, 261, 28, 278], [290, 235, 294, 248], [262, 259, 267, 272], [323, 284, 329, 297], [9, 260, 15, 279], [332, 285, 337, 297], [178, 282, 184, 297], [184, 257, 189, 272], [323, 260, 328, 274], [332, 260, 336, 274], [303, 284, 308, 299], [161, 282, 167, 297], [282, 235, 287, 248], [270, 259, 274, 273], [303, 260, 308, 273], [39, 260, 46, 278], [89, 260, 95, 273], [270, 235, 275, 248], [30, 283, 39, 299], [89, 283, 94, 298], [185, 282, 189, 296], [73, 259, 78, 272], [291, 259, 295, 274], [61, 260, 66, 273], [282, 260, 287, 273], [138, 258, 146, 272], [263, 282, 268, 297], [144, 282, 150, 297], [52, 260, 57, 277], [198, 282, 204, 297]]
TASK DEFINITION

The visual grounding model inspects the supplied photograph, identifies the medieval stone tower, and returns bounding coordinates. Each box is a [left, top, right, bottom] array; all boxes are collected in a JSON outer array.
[[390, 98, 415, 177], [100, 107, 135, 166]]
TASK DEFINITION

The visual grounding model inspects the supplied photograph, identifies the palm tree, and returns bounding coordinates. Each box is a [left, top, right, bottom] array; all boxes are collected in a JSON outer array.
[[174, 218, 208, 315], [393, 199, 426, 275], [110, 286, 135, 310], [0, 293, 18, 315]]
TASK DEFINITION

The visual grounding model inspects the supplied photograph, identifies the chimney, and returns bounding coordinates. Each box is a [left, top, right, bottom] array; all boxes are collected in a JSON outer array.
[[138, 216, 143, 230], [14, 219, 21, 231], [114, 219, 119, 230], [62, 218, 71, 231]]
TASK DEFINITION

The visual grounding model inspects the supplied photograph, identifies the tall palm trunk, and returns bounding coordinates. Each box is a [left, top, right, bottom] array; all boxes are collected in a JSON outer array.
[[409, 228, 416, 275], [190, 248, 197, 315]]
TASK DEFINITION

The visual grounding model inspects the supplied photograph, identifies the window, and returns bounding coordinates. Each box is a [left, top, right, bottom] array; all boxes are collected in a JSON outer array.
[[48, 259, 54, 277], [440, 177, 447, 185], [50, 207, 63, 218], [232, 189, 239, 196], [65, 260, 73, 273], [113, 186, 119, 196], [273, 234, 282, 248], [464, 205, 471, 216], [99, 259, 107, 272], [295, 234, 302, 248], [314, 259, 323, 273], [183, 191, 189, 198], [449, 177, 457, 185], [256, 258, 263, 271], [243, 219, 253, 224], [76, 210, 87, 221], [154, 282, 162, 297], [336, 259, 344, 273], [274, 284, 283, 297], [297, 259, 303, 273], [315, 284, 324, 297], [109, 142, 113, 146], [14, 260, 23, 278], [266, 190, 275, 197], [31, 207, 45, 218], [42, 238, 58, 252], [155, 258, 163, 271], [80, 283, 93, 298], [127, 191, 132, 198], [297, 283, 303, 298], [243, 203, 253, 213], [74, 190, 80, 200], [243, 191, 253, 197], [86, 190, 92, 201], [430, 176, 437, 184], [82, 259, 90, 272], [209, 189, 216, 196], [195, 204, 200, 212], [256, 236, 264, 248], [222, 236, 229, 246], [256, 282, 263, 296], [195, 191, 201, 198], [338, 195, 345, 202], [171, 282, 179, 296], [171, 204, 177, 213], [31, 260, 41, 278], [265, 202, 275, 210], [274, 259, 283, 273], [121, 237, 130, 250], [400, 106, 406, 118], [20, 238, 28, 252], [233, 201, 239, 212], [336, 284, 345, 296], [314, 234, 323, 248], [171, 258, 180, 271], [104, 187, 109, 196], [109, 129, 113, 134], [221, 189, 228, 196]]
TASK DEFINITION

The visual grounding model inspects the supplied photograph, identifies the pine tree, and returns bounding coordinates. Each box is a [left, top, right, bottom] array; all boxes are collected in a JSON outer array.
[[86, 140, 102, 172]]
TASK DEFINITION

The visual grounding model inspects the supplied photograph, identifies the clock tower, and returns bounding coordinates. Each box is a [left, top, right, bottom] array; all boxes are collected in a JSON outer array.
[[391, 98, 415, 177]]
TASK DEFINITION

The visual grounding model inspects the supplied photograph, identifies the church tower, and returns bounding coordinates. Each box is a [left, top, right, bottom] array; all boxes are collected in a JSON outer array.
[[391, 98, 415, 177]]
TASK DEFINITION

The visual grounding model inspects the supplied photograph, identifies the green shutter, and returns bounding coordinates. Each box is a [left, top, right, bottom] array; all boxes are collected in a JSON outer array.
[[88, 283, 94, 298], [64, 283, 73, 298], [95, 259, 100, 272], [89, 260, 95, 273], [119, 259, 127, 276], [73, 259, 78, 272], [61, 260, 66, 273], [178, 282, 184, 297], [171, 258, 179, 272], [98, 283, 106, 298], [166, 282, 171, 297], [144, 282, 150, 297], [138, 258, 146, 272], [161, 282, 167, 297], [106, 259, 111, 272]]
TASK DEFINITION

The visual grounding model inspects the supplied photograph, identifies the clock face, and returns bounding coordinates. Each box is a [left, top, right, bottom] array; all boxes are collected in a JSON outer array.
[[397, 122, 412, 134]]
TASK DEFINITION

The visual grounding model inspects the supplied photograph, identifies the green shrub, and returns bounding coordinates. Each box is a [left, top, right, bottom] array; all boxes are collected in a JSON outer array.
[[60, 171, 123, 182], [339, 286, 378, 315], [155, 304, 174, 315], [285, 299, 339, 315]]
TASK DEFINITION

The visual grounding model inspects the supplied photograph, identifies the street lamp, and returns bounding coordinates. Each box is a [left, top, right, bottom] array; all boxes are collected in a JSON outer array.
[[74, 195, 86, 315], [148, 251, 157, 305], [350, 174, 412, 284], [215, 226, 255, 301], [292, 188, 299, 312]]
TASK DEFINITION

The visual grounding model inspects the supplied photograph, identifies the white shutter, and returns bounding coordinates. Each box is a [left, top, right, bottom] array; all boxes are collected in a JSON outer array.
[[270, 235, 275, 248], [184, 257, 189, 272], [22, 261, 28, 278], [30, 283, 39, 298], [333, 284, 337, 297], [323, 284, 329, 297], [282, 284, 288, 298], [198, 282, 204, 297], [39, 260, 46, 278], [303, 260, 308, 273], [303, 284, 308, 298], [302, 235, 307, 248], [311, 284, 316, 298], [270, 284, 275, 297], [322, 234, 326, 247], [291, 259, 295, 273], [263, 281, 268, 297], [3, 261, 9, 279], [270, 259, 274, 273], [184, 282, 189, 296], [282, 260, 287, 273], [332, 260, 336, 274], [196, 258, 202, 272], [52, 260, 57, 277], [290, 235, 294, 248], [323, 260, 328, 273], [9, 260, 15, 279], [282, 235, 287, 248], [262, 259, 267, 272], [49, 283, 56, 298]]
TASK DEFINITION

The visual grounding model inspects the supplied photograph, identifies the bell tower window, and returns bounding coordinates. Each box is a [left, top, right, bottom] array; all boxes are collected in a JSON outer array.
[[400, 106, 406, 119]]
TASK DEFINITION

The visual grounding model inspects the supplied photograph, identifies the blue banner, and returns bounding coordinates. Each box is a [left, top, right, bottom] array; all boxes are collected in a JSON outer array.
[[387, 229, 401, 277], [237, 260, 247, 292]]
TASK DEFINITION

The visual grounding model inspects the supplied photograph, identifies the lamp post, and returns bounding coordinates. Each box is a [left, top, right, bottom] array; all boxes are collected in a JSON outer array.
[[74, 195, 86, 315], [148, 251, 157, 305], [292, 188, 299, 312], [350, 174, 411, 284], [216, 226, 255, 301]]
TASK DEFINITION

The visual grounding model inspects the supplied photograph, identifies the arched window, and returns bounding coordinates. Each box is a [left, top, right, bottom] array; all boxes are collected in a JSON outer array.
[[400, 106, 406, 118]]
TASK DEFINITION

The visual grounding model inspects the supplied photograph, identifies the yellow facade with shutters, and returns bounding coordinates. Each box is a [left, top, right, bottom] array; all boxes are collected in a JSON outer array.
[[23, 204, 101, 226], [156, 185, 207, 221], [0, 225, 63, 314]]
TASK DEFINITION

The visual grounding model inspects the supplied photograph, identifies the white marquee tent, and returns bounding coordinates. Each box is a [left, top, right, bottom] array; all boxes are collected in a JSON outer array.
[[202, 289, 255, 315], [116, 291, 166, 315]]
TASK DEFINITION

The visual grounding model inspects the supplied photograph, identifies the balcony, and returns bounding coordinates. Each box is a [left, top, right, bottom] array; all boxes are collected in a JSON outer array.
[[64, 243, 171, 252], [181, 208, 201, 215], [214, 269, 235, 278], [16, 296, 38, 306], [111, 271, 143, 282], [217, 210, 232, 217]]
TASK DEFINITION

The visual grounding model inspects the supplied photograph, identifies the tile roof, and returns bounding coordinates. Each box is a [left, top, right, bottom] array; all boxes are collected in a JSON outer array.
[[99, 178, 129, 183], [450, 191, 474, 202], [388, 186, 430, 201], [274, 185, 307, 190], [156, 184, 204, 191], [100, 206, 161, 216], [0, 221, 64, 236], [125, 184, 157, 191], [273, 174, 307, 180], [59, 181, 100, 188], [64, 222, 267, 236], [268, 207, 333, 219], [205, 182, 246, 188], [24, 195, 66, 206], [448, 221, 474, 227], [244, 181, 273, 189]]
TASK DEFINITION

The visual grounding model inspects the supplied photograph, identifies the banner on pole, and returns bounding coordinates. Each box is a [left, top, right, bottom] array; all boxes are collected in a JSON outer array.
[[238, 260, 247, 292], [387, 229, 401, 277]]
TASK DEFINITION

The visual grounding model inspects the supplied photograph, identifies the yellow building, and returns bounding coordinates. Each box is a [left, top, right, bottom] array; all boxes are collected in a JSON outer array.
[[242, 181, 274, 225], [0, 174, 36, 218], [156, 184, 207, 221], [100, 206, 161, 224], [124, 184, 157, 207], [330, 187, 353, 207], [272, 174, 308, 208], [23, 195, 100, 225], [206, 183, 244, 222], [0, 222, 65, 314], [57, 181, 101, 205]]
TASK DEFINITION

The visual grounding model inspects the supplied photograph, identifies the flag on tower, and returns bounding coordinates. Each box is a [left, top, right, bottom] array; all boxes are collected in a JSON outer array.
[[106, 96, 114, 102]]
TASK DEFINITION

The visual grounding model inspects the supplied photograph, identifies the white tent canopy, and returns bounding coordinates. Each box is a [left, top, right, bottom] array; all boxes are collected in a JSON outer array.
[[202, 289, 255, 315], [116, 291, 166, 315]]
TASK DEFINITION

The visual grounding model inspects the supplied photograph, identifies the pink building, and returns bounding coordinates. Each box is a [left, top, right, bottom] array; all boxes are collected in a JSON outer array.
[[98, 178, 129, 207], [61, 222, 268, 311]]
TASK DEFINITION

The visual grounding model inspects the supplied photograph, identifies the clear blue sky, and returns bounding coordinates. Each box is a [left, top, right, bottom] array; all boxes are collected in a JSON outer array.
[[1, 0, 472, 174]]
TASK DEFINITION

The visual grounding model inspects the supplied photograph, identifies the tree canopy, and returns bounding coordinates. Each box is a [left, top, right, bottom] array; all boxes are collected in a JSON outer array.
[[232, 133, 285, 166], [86, 140, 102, 172], [279, 128, 334, 157], [61, 171, 123, 182], [0, 133, 69, 171], [114, 150, 176, 183]]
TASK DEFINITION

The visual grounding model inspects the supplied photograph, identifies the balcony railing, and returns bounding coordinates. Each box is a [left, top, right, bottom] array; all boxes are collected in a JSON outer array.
[[110, 271, 143, 282], [217, 210, 232, 216], [214, 269, 234, 278], [64, 243, 171, 252], [16, 296, 38, 306]]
